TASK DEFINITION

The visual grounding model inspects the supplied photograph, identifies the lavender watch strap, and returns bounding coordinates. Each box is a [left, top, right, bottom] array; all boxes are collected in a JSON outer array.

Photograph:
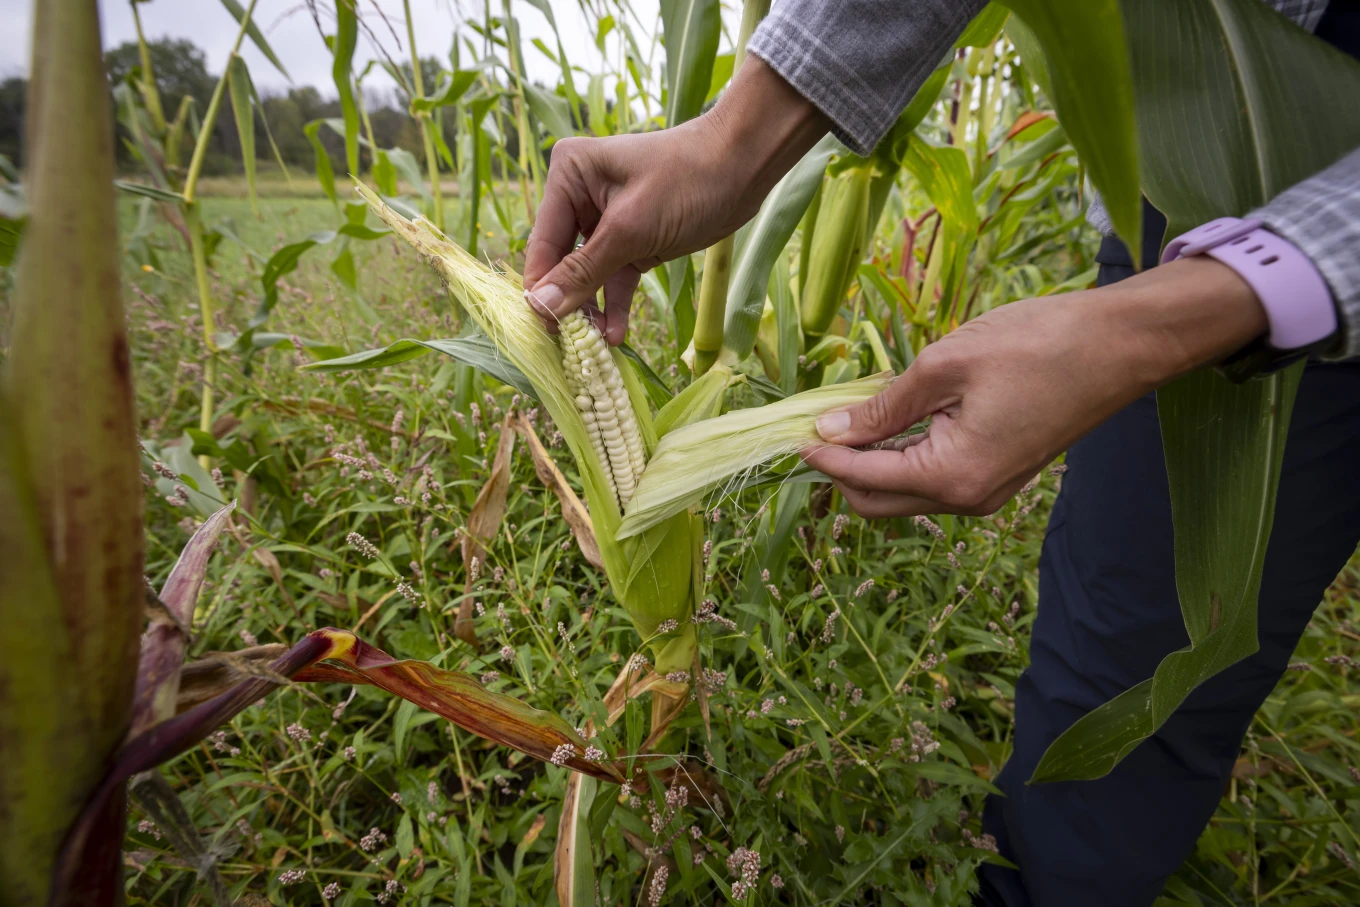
[[1162, 216, 1336, 351]]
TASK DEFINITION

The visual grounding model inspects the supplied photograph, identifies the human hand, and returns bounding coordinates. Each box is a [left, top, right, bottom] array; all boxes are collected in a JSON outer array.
[[802, 257, 1270, 518], [523, 57, 828, 345]]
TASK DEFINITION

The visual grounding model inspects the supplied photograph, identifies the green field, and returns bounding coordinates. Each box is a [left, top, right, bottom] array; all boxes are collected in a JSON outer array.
[[70, 185, 1360, 905]]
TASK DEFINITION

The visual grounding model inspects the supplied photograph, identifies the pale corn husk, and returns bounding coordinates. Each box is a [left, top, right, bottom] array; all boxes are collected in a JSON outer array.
[[355, 184, 696, 669], [800, 163, 873, 337], [619, 372, 894, 539]]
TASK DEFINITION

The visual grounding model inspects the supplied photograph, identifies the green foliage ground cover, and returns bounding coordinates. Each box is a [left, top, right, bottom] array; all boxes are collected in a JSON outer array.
[[2, 187, 1357, 905]]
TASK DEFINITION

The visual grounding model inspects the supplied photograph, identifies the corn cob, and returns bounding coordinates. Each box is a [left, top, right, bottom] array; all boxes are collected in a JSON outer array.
[[559, 310, 647, 508], [800, 161, 873, 338]]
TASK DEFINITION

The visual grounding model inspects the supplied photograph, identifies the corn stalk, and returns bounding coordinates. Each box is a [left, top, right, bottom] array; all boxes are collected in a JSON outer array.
[[403, 0, 446, 231], [0, 0, 143, 899], [691, 0, 770, 375], [181, 0, 262, 466]]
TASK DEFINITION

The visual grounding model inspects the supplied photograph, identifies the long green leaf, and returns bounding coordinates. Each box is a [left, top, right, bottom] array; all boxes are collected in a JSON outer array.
[[1127, 0, 1360, 239], [255, 223, 389, 325], [661, 0, 722, 126], [520, 0, 585, 125], [331, 0, 360, 176], [1000, 0, 1140, 258], [720, 135, 840, 365], [957, 2, 1011, 47], [1035, 0, 1360, 782], [218, 0, 289, 78], [1033, 364, 1301, 782], [113, 180, 184, 203], [900, 137, 978, 301], [304, 119, 337, 205], [226, 56, 257, 215], [410, 69, 482, 115], [523, 82, 574, 141], [305, 335, 539, 400]]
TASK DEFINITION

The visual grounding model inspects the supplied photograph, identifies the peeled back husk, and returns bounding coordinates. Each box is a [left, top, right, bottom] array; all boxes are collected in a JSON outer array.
[[619, 371, 893, 538]]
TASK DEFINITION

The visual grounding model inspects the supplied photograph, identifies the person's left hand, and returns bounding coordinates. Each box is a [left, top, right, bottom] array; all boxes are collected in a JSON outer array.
[[801, 257, 1270, 518]]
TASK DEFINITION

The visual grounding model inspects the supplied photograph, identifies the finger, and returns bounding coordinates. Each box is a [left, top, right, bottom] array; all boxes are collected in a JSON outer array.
[[833, 481, 942, 519], [814, 351, 956, 447], [524, 139, 597, 290], [800, 441, 951, 502], [525, 210, 640, 320], [601, 266, 641, 345]]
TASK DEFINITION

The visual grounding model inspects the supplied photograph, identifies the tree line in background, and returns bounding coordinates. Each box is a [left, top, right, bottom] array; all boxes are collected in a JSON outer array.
[[0, 37, 464, 177]]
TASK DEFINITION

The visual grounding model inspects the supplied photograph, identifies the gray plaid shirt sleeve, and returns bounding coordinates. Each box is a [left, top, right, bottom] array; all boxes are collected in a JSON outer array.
[[745, 0, 987, 156], [1252, 146, 1360, 361]]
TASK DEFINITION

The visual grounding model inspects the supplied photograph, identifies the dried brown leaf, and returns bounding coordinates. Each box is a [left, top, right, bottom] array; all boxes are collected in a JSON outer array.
[[457, 416, 516, 644], [510, 413, 603, 570]]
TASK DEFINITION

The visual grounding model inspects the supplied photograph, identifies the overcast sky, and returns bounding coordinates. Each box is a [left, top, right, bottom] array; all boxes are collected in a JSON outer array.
[[0, 1, 689, 102]]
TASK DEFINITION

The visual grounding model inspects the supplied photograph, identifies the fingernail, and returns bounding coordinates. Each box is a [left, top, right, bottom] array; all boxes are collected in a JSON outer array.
[[526, 283, 564, 313], [816, 411, 850, 440], [524, 289, 551, 320]]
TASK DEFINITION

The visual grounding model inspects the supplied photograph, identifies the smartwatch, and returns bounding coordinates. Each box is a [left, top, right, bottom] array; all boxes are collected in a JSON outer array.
[[1161, 217, 1337, 381]]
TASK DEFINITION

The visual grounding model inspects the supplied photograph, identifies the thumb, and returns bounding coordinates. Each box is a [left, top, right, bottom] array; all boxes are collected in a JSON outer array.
[[525, 213, 640, 319], [815, 359, 949, 446]]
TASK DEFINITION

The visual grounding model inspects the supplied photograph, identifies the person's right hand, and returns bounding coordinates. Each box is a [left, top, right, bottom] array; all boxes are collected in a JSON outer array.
[[523, 57, 829, 345]]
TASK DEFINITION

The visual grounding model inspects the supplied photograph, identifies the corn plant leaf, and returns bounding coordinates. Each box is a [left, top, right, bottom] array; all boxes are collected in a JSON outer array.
[[1000, 0, 1140, 259], [410, 69, 481, 116], [331, 0, 361, 176], [131, 502, 237, 736], [899, 137, 978, 304], [660, 0, 722, 126], [510, 414, 604, 570], [1005, 14, 1053, 102], [56, 632, 331, 904], [619, 341, 674, 405], [304, 120, 337, 205], [113, 179, 185, 203], [523, 81, 575, 141], [999, 123, 1069, 172], [519, 0, 585, 124], [957, 2, 1010, 47], [555, 772, 597, 907], [1126, 0, 1360, 241], [385, 146, 430, 206], [721, 134, 841, 366], [309, 630, 623, 782], [254, 223, 390, 327], [305, 335, 538, 400], [1032, 364, 1302, 782], [706, 51, 735, 102], [1033, 0, 1360, 783], [226, 56, 258, 215], [218, 0, 289, 79]]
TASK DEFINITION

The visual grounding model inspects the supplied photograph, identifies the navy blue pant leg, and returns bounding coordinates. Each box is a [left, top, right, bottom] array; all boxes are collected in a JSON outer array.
[[976, 321, 1360, 903]]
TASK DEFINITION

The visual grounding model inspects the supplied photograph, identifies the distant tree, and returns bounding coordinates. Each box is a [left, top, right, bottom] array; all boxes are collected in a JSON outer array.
[[0, 77, 25, 164], [103, 38, 216, 120]]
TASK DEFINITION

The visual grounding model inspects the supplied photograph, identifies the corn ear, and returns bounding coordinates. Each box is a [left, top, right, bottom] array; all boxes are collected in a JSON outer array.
[[356, 184, 696, 671], [619, 372, 894, 538], [800, 162, 873, 337]]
